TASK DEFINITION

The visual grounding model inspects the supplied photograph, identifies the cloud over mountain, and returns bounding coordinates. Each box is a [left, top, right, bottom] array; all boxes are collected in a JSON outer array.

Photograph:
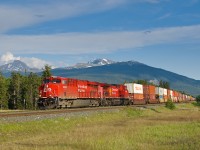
[[0, 52, 51, 69], [0, 52, 20, 64]]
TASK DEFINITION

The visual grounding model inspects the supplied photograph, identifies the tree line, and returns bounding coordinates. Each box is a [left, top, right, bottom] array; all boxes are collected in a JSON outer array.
[[0, 65, 198, 109], [133, 79, 170, 89], [0, 65, 52, 110]]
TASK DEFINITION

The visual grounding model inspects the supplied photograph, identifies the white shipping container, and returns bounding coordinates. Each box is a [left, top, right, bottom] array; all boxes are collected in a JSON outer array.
[[124, 83, 143, 94], [124, 83, 134, 94], [163, 89, 167, 96], [170, 90, 173, 97], [156, 87, 164, 95], [133, 83, 143, 94], [156, 87, 159, 95]]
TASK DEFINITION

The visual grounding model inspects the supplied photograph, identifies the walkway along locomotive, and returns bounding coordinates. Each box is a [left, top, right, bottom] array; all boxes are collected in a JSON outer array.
[[37, 76, 195, 109]]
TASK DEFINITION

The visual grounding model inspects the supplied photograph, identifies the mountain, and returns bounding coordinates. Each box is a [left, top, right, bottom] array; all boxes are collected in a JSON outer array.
[[0, 60, 41, 74], [88, 58, 115, 65], [65, 58, 115, 69], [51, 61, 200, 96], [1, 59, 199, 96]]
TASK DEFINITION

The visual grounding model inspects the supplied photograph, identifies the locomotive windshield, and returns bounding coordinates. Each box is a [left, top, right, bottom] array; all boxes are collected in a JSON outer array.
[[52, 79, 61, 83], [43, 78, 61, 84], [43, 79, 50, 83]]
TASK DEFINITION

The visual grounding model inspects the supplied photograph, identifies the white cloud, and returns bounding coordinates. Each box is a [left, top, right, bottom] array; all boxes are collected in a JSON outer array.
[[0, 25, 200, 55], [0, 0, 167, 33], [0, 52, 20, 64], [0, 52, 51, 69], [0, 0, 128, 33], [20, 57, 52, 69]]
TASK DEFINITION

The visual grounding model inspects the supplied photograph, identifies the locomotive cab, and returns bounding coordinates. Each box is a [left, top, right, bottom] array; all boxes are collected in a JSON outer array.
[[38, 76, 62, 109], [40, 76, 61, 98]]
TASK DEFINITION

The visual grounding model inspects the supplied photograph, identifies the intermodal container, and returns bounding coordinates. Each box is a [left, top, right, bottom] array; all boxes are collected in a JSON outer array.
[[163, 89, 167, 96], [156, 87, 164, 95], [159, 95, 165, 103], [178, 93, 183, 102], [143, 85, 157, 103], [129, 93, 145, 104], [155, 87, 164, 102], [182, 94, 186, 101], [163, 88, 168, 102], [173, 91, 179, 102], [167, 89, 173, 100], [124, 83, 143, 94], [170, 90, 173, 97]]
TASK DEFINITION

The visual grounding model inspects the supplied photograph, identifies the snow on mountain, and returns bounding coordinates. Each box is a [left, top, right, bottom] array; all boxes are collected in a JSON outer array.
[[0, 60, 41, 73], [51, 60, 200, 96], [65, 58, 116, 69], [88, 59, 115, 65]]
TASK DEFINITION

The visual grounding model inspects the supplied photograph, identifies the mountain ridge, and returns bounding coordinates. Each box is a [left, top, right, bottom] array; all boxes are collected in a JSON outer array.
[[0, 60, 41, 73], [51, 60, 200, 96], [0, 59, 199, 96], [65, 58, 116, 69]]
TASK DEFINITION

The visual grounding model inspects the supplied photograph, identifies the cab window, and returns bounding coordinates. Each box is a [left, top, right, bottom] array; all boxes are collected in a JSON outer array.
[[52, 79, 61, 83], [43, 79, 50, 84]]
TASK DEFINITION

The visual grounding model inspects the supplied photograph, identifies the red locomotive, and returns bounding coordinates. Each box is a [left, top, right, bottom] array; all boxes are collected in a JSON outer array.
[[38, 76, 129, 109]]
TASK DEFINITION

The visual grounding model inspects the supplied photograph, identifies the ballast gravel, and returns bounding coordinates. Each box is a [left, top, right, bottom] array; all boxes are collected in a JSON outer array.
[[0, 109, 120, 123]]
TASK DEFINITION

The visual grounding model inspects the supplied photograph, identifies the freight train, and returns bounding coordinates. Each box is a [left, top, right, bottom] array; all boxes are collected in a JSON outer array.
[[37, 76, 195, 109]]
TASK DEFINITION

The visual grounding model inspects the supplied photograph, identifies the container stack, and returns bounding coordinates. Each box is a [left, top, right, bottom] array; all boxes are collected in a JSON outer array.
[[143, 85, 157, 103], [156, 87, 164, 103], [124, 83, 145, 104], [163, 88, 168, 102]]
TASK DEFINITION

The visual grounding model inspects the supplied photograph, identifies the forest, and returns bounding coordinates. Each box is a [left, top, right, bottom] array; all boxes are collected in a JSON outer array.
[[0, 64, 188, 110], [0, 65, 51, 110]]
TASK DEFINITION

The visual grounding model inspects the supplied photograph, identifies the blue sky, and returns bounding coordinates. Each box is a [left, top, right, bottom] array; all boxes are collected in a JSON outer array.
[[0, 0, 200, 80]]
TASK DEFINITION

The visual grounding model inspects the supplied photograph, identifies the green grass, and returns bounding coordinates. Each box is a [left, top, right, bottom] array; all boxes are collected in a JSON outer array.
[[0, 104, 200, 150], [192, 101, 200, 107]]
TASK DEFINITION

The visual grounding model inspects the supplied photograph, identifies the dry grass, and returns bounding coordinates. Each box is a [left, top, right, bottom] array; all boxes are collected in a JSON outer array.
[[0, 104, 200, 150], [0, 110, 25, 113]]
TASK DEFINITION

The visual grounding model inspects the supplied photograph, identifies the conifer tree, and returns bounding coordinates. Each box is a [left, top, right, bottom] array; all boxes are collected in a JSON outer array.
[[21, 73, 41, 109], [159, 80, 170, 89], [8, 72, 23, 109], [42, 65, 52, 78], [0, 72, 8, 109]]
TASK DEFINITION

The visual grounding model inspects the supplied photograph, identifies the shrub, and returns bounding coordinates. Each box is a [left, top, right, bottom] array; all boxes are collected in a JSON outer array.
[[165, 99, 176, 110], [196, 95, 200, 103], [125, 107, 143, 117]]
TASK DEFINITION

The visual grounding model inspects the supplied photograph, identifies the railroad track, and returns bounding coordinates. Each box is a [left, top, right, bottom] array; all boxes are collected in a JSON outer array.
[[0, 102, 192, 119], [0, 106, 125, 118], [0, 104, 165, 118]]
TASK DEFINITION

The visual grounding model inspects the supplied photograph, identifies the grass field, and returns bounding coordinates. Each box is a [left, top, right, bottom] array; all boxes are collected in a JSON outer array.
[[0, 103, 200, 150]]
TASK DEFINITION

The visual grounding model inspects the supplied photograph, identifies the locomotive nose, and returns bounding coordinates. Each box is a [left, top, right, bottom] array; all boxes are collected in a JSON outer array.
[[40, 84, 53, 98]]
